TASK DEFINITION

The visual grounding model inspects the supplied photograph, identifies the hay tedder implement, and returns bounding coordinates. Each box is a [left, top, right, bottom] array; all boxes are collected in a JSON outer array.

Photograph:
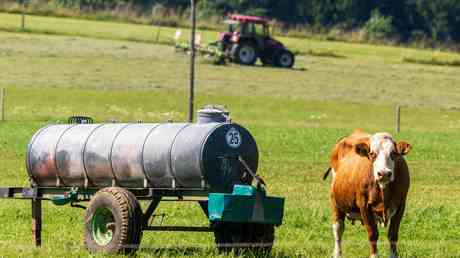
[[175, 14, 295, 68]]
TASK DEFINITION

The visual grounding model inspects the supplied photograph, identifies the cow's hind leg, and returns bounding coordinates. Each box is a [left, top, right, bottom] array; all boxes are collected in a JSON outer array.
[[388, 204, 406, 258], [332, 210, 345, 258]]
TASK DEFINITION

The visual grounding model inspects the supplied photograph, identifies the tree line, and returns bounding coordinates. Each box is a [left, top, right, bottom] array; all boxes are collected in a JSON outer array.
[[28, 0, 460, 42]]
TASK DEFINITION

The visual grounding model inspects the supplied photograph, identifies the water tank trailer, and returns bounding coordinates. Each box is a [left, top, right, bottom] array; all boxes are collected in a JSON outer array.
[[0, 108, 285, 255]]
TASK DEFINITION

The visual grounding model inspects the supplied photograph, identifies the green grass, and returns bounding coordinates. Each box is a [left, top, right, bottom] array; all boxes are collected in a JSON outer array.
[[0, 12, 460, 258]]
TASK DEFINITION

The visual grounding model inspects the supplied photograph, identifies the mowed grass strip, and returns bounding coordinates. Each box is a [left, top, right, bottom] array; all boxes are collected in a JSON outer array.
[[403, 56, 460, 67]]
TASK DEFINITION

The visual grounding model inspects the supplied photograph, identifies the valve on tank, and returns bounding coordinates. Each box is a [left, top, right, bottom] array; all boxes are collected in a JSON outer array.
[[197, 105, 230, 124]]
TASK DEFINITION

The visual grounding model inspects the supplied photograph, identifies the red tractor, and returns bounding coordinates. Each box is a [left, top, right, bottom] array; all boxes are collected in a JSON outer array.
[[219, 14, 295, 68]]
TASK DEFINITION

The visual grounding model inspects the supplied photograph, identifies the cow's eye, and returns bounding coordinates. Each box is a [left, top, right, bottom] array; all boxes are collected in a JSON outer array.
[[390, 152, 397, 160], [369, 152, 377, 160]]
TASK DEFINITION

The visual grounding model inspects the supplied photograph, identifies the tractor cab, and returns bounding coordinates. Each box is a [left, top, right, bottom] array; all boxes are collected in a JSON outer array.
[[221, 15, 272, 46], [225, 15, 270, 37], [220, 14, 295, 68]]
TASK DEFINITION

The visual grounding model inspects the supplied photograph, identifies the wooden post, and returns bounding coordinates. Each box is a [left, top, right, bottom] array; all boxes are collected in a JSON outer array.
[[32, 198, 42, 247], [188, 0, 197, 123], [1, 88, 5, 122], [155, 26, 161, 43], [21, 2, 26, 30], [395, 105, 401, 133]]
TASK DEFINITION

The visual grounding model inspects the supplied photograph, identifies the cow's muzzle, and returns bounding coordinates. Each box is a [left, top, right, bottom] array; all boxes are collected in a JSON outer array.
[[376, 169, 392, 183]]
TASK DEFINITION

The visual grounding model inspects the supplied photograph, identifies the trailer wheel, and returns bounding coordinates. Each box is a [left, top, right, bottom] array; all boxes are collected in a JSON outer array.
[[84, 187, 143, 254], [119, 187, 144, 252], [213, 222, 274, 256], [213, 222, 243, 254], [247, 223, 275, 255]]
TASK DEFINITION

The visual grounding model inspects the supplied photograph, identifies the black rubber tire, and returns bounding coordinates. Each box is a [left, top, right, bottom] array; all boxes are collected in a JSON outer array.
[[84, 187, 143, 255], [120, 188, 144, 252], [231, 43, 258, 66], [213, 222, 275, 256], [247, 223, 275, 256], [275, 49, 295, 68], [213, 222, 243, 254]]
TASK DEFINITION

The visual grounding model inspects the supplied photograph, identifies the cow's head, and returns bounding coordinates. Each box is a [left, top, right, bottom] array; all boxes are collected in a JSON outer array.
[[355, 133, 412, 188]]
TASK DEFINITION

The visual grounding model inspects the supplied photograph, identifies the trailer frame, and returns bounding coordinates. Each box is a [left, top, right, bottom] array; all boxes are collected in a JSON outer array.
[[0, 186, 214, 247]]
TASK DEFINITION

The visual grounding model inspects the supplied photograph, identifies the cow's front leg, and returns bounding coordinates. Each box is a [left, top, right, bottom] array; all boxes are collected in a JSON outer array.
[[332, 209, 345, 258], [388, 204, 406, 258], [360, 207, 379, 258]]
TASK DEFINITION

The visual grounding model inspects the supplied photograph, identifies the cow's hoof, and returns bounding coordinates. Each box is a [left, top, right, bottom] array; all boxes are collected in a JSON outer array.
[[332, 251, 342, 258]]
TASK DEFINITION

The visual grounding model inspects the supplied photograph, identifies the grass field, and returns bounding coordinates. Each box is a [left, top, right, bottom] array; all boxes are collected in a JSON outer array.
[[0, 12, 460, 258]]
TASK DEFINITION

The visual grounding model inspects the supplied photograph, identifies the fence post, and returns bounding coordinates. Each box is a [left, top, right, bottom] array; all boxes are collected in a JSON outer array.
[[155, 26, 161, 43], [21, 2, 26, 30], [188, 0, 197, 123], [1, 88, 5, 122], [395, 105, 401, 133]]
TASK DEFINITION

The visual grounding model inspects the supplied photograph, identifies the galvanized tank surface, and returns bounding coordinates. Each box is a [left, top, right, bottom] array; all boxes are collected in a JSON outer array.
[[26, 122, 258, 192]]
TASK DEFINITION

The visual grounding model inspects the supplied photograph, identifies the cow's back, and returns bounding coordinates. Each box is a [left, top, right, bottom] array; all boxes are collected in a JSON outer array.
[[330, 130, 370, 172]]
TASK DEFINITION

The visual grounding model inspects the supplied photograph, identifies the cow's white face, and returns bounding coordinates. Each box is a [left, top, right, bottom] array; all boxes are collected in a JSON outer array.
[[369, 133, 396, 187], [354, 131, 411, 189]]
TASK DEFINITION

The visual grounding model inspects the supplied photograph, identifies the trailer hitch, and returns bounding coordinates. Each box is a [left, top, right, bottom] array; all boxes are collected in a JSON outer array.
[[70, 202, 86, 210]]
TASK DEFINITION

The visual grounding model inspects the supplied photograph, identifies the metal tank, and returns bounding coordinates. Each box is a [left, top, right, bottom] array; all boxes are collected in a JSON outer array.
[[26, 114, 258, 192]]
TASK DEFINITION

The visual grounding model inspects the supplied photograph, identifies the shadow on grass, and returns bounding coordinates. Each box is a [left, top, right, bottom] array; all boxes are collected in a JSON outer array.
[[221, 63, 308, 72], [137, 246, 296, 258], [137, 246, 214, 256]]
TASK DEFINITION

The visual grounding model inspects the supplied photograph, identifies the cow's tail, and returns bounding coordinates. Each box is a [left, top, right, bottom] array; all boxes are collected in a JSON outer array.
[[323, 167, 332, 180]]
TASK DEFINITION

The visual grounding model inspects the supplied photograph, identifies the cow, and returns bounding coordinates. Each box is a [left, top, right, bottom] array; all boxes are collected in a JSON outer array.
[[324, 129, 412, 258]]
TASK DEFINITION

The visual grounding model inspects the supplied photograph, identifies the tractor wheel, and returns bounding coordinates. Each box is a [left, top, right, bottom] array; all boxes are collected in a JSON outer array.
[[213, 222, 274, 256], [232, 43, 258, 66], [275, 49, 295, 68], [84, 187, 143, 255]]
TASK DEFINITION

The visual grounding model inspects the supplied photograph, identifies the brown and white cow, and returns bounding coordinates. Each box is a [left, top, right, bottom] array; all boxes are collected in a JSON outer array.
[[324, 129, 412, 258]]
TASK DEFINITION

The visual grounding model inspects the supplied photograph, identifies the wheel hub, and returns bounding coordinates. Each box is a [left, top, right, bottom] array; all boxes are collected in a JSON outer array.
[[280, 54, 292, 67], [239, 46, 256, 64], [91, 207, 115, 246]]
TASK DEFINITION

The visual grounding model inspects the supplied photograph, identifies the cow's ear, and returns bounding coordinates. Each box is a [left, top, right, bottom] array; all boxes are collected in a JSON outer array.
[[355, 142, 370, 157], [396, 141, 412, 155]]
